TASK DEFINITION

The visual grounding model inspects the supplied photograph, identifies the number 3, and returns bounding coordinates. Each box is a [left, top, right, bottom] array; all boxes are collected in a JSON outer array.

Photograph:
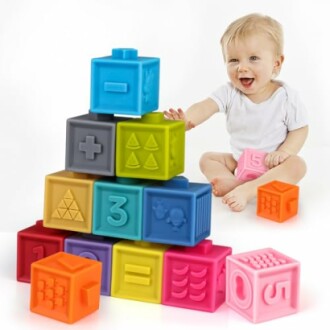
[[107, 195, 128, 227]]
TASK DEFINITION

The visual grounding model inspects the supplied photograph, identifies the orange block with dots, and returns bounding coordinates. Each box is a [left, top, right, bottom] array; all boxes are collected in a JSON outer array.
[[30, 252, 102, 324], [257, 180, 299, 222]]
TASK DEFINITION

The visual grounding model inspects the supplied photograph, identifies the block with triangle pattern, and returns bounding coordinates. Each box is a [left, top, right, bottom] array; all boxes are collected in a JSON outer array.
[[116, 112, 185, 180], [43, 171, 100, 233]]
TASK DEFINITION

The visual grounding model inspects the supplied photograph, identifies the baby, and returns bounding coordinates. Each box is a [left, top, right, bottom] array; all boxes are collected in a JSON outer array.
[[164, 13, 308, 212]]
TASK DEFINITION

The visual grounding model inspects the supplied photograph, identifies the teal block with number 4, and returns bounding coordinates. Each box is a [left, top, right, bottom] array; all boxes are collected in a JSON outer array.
[[92, 178, 151, 240]]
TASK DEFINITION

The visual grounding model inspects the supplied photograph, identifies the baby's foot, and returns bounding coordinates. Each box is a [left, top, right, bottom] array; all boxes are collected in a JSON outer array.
[[222, 184, 254, 212], [211, 177, 241, 197]]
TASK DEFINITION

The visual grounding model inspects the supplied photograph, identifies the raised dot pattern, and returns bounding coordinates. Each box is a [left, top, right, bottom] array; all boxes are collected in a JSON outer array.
[[239, 252, 288, 270], [260, 193, 280, 215]]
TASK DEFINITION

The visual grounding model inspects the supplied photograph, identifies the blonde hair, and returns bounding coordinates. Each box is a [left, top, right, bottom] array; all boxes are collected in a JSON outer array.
[[220, 13, 284, 59]]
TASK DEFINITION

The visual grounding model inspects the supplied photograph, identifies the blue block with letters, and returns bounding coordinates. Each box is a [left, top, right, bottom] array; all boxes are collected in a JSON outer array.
[[92, 177, 152, 240], [143, 176, 212, 246], [90, 48, 160, 115]]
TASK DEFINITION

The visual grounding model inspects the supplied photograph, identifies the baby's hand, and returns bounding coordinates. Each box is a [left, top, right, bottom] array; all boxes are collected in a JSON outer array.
[[265, 150, 290, 169], [163, 108, 195, 130]]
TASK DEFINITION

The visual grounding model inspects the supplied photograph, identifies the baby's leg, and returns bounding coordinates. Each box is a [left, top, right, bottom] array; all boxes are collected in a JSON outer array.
[[199, 152, 241, 196], [222, 155, 307, 212]]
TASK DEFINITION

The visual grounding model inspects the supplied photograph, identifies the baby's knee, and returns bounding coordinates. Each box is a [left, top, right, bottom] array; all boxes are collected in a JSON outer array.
[[199, 152, 213, 172], [289, 155, 307, 180]]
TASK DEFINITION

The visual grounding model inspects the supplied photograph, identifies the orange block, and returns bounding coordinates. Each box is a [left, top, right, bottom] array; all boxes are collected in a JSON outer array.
[[257, 180, 299, 222], [30, 252, 102, 324]]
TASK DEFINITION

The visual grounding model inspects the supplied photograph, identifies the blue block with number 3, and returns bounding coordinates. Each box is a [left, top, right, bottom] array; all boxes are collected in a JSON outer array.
[[92, 178, 151, 239]]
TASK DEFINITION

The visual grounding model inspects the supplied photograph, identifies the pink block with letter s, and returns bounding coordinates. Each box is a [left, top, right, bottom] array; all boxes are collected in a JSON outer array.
[[236, 148, 268, 182]]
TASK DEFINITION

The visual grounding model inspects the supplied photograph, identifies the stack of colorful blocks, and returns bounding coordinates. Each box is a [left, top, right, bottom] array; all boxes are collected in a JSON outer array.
[[17, 48, 300, 324]]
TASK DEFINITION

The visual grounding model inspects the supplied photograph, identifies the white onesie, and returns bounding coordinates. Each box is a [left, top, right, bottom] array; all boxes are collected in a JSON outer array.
[[209, 81, 308, 160]]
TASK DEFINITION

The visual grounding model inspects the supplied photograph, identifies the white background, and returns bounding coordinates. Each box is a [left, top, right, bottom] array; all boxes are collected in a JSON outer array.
[[0, 0, 329, 328]]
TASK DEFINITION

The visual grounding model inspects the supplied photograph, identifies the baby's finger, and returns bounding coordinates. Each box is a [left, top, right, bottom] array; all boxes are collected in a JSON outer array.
[[177, 108, 186, 120], [168, 108, 181, 120], [163, 110, 174, 120], [264, 154, 272, 168], [166, 109, 178, 120], [273, 155, 281, 167], [269, 157, 276, 169]]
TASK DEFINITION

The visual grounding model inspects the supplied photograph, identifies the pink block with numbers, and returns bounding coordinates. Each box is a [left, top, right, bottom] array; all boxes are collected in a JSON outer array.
[[162, 240, 232, 312], [236, 148, 268, 182], [226, 248, 300, 323]]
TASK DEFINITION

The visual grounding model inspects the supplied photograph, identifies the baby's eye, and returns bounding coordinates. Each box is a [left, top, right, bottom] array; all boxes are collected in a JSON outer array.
[[228, 58, 238, 63], [250, 56, 259, 61]]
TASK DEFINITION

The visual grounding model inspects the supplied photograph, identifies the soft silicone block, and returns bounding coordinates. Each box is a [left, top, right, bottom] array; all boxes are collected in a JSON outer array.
[[257, 180, 299, 222], [64, 234, 119, 295], [17, 220, 72, 283], [90, 48, 160, 115], [93, 177, 152, 240], [226, 248, 300, 323], [162, 240, 232, 312], [65, 113, 128, 176], [111, 240, 170, 303], [143, 176, 212, 246], [116, 112, 185, 180], [30, 252, 102, 324], [236, 148, 268, 182], [43, 171, 100, 233]]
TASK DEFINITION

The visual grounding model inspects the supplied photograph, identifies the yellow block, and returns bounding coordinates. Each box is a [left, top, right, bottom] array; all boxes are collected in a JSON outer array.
[[43, 171, 100, 233], [111, 240, 170, 303]]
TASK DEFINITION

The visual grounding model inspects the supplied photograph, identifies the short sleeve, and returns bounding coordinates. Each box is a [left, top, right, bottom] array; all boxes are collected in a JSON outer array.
[[283, 86, 309, 131], [209, 83, 237, 114]]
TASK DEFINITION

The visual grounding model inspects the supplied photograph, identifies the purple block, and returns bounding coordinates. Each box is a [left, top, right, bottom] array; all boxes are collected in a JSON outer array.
[[64, 234, 119, 295]]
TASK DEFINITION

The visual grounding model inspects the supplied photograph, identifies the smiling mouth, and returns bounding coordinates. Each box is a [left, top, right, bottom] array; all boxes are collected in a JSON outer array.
[[240, 78, 254, 88]]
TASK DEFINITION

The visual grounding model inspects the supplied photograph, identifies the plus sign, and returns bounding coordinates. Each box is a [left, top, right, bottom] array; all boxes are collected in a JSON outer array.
[[79, 135, 102, 160]]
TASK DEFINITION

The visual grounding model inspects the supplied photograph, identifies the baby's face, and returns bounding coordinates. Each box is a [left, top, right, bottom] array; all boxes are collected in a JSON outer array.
[[224, 34, 283, 102]]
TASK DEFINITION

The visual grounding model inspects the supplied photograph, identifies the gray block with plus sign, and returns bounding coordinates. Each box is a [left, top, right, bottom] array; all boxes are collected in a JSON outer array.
[[65, 113, 128, 176]]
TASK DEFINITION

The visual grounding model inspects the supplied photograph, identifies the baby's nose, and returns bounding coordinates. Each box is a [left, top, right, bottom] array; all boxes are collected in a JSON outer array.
[[237, 64, 249, 72]]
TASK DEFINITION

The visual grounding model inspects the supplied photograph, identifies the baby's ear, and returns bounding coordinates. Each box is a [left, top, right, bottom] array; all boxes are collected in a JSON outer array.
[[275, 54, 285, 69], [273, 54, 285, 76], [278, 54, 285, 65]]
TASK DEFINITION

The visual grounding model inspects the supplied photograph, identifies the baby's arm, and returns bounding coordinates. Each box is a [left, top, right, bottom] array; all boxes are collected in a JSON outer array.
[[164, 98, 219, 130], [265, 126, 309, 168]]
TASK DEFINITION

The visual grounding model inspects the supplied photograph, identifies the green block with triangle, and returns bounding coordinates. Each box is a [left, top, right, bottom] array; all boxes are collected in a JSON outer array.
[[116, 112, 185, 180]]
